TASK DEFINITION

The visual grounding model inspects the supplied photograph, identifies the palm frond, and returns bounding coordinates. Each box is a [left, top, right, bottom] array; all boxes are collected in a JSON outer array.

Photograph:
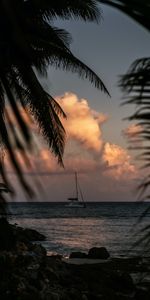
[[21, 19, 109, 94], [0, 95, 34, 198], [98, 0, 150, 31], [25, 0, 102, 23], [16, 65, 66, 164], [120, 58, 150, 175], [120, 57, 150, 254], [1, 75, 31, 146], [0, 0, 108, 200]]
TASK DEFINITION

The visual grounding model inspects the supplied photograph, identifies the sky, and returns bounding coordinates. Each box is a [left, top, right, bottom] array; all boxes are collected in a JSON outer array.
[[6, 4, 150, 202]]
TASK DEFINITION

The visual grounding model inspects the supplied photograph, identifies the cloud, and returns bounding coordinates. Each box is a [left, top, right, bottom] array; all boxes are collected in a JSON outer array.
[[56, 92, 107, 152], [102, 142, 137, 180], [5, 93, 138, 180], [123, 124, 142, 139], [122, 124, 143, 149], [4, 92, 141, 201]]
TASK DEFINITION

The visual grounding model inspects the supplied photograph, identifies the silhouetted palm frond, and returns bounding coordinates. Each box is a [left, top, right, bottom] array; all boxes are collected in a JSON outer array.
[[0, 0, 109, 200], [99, 0, 150, 31], [120, 58, 150, 252], [25, 0, 102, 23], [120, 57, 150, 178]]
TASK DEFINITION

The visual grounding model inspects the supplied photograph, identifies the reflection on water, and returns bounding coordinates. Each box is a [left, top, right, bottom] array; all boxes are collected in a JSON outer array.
[[8, 202, 150, 257]]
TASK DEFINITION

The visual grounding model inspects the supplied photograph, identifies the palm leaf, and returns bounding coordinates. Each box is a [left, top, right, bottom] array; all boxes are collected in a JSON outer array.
[[120, 57, 150, 253], [0, 0, 109, 199], [120, 57, 150, 175], [98, 0, 150, 31], [25, 0, 102, 23], [15, 65, 66, 164]]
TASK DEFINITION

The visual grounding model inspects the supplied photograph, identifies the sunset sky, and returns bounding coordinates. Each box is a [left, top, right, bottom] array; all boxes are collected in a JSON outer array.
[[7, 4, 150, 202]]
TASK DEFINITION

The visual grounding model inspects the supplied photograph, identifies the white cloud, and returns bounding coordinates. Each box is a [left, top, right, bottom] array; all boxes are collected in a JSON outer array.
[[56, 92, 107, 152]]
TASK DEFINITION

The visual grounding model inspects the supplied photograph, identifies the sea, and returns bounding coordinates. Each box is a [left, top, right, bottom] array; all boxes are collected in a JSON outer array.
[[6, 202, 150, 258]]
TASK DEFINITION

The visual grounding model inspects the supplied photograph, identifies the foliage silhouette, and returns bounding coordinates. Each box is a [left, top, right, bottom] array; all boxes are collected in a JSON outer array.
[[0, 0, 109, 207], [99, 0, 150, 31], [98, 0, 150, 202], [0, 0, 149, 208], [99, 0, 150, 253]]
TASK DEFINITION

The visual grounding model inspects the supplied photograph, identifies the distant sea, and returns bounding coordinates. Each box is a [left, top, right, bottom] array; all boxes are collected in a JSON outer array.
[[7, 202, 150, 257]]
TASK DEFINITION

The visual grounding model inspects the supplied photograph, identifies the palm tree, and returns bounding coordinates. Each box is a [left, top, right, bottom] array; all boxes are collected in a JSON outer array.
[[99, 0, 150, 252], [98, 0, 150, 201], [0, 0, 109, 199], [99, 0, 150, 31]]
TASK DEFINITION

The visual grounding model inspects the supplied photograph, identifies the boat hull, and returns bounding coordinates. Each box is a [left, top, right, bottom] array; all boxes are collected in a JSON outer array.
[[65, 202, 85, 208]]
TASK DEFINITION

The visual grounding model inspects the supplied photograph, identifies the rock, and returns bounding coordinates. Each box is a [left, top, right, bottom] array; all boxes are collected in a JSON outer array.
[[13, 226, 46, 243], [69, 287, 82, 300], [42, 291, 60, 300], [61, 291, 72, 300], [108, 271, 134, 292], [0, 218, 17, 250], [135, 287, 150, 300], [82, 295, 88, 300], [50, 254, 62, 260], [30, 244, 47, 257], [16, 241, 28, 253], [88, 247, 110, 259], [118, 271, 134, 291], [69, 252, 88, 259], [23, 228, 46, 241]]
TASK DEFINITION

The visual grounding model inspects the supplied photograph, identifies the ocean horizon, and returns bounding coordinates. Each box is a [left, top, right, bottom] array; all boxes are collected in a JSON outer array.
[[5, 201, 150, 258]]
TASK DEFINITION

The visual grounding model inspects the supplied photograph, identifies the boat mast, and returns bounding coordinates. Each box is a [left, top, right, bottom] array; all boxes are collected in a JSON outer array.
[[75, 172, 78, 200]]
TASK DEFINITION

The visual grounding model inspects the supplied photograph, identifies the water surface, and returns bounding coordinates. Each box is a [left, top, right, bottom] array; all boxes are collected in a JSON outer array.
[[7, 202, 150, 257]]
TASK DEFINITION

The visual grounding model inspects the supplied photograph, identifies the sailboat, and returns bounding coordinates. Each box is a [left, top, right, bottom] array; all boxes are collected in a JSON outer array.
[[66, 172, 86, 208]]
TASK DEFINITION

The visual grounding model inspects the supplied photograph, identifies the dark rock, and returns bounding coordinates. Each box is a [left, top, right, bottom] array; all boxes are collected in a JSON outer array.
[[50, 254, 62, 260], [81, 295, 88, 300], [69, 252, 88, 259], [1, 221, 149, 300], [108, 270, 134, 292], [30, 244, 47, 257], [135, 288, 150, 300], [44, 266, 59, 282], [88, 247, 110, 259], [0, 218, 17, 250], [16, 241, 28, 253], [23, 228, 45, 241], [69, 287, 82, 300], [0, 218, 46, 252], [61, 290, 73, 300], [13, 226, 46, 243], [43, 291, 60, 300]]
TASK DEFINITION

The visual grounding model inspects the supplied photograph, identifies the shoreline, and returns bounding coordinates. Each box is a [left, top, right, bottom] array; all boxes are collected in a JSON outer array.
[[1, 219, 150, 299]]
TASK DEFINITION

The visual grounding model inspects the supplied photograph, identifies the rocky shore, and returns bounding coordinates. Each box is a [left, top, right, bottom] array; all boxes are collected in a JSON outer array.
[[0, 218, 150, 300]]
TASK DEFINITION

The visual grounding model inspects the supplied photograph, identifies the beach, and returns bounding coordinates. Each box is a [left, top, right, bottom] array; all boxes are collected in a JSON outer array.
[[1, 202, 150, 299], [0, 202, 149, 298], [1, 218, 150, 300]]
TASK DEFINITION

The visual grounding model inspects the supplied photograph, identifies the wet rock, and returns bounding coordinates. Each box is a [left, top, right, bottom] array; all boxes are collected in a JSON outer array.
[[30, 244, 47, 257], [69, 252, 88, 259], [13, 226, 46, 243], [50, 254, 62, 260], [0, 218, 46, 252], [88, 247, 110, 259]]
